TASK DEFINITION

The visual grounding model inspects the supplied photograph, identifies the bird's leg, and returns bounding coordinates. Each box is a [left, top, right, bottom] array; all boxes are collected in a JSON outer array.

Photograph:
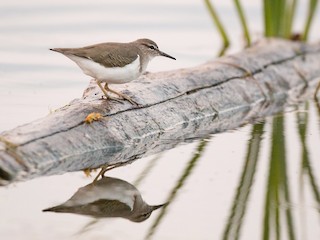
[[93, 166, 107, 183], [92, 164, 120, 183], [96, 80, 124, 103], [96, 80, 110, 99], [104, 83, 140, 106]]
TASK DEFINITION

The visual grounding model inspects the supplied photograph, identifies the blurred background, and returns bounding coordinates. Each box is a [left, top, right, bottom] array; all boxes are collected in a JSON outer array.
[[0, 0, 320, 239]]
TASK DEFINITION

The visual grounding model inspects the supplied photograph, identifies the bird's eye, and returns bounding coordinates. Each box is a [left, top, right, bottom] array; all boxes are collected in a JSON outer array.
[[142, 212, 150, 218], [149, 45, 156, 50]]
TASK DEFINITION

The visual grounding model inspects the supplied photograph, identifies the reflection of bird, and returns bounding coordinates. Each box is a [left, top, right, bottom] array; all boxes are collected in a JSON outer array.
[[43, 177, 165, 222], [50, 38, 176, 105]]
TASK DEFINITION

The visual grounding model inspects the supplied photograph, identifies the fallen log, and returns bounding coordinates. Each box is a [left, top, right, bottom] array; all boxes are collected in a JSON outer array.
[[1, 38, 320, 185]]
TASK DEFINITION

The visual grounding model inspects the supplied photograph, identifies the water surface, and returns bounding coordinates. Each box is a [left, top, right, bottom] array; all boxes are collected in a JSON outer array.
[[0, 1, 320, 239]]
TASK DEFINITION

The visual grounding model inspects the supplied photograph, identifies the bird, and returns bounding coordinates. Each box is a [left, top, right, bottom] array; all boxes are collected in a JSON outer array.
[[50, 38, 176, 105], [43, 176, 166, 222]]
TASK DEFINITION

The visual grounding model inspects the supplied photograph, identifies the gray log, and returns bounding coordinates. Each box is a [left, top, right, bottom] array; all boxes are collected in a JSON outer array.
[[1, 38, 320, 185]]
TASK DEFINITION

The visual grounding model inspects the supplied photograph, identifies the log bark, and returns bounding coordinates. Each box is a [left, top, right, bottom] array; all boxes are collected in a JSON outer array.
[[1, 38, 320, 185]]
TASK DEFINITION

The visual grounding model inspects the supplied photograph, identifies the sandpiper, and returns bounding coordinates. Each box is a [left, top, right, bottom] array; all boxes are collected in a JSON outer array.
[[43, 176, 165, 222], [50, 38, 176, 105]]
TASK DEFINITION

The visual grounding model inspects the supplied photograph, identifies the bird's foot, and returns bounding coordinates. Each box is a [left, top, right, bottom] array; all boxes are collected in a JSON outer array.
[[103, 83, 142, 107], [119, 94, 141, 106], [108, 91, 141, 106], [106, 95, 125, 104], [101, 94, 139, 105]]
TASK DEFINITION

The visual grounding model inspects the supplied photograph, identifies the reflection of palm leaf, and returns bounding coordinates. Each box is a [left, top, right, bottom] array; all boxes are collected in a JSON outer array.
[[146, 139, 209, 240], [223, 122, 265, 240], [263, 115, 295, 240], [297, 103, 320, 213], [134, 154, 162, 187], [76, 218, 100, 237], [316, 99, 320, 135]]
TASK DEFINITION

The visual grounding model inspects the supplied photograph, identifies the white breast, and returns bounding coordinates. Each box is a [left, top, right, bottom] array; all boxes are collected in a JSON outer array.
[[66, 54, 141, 84]]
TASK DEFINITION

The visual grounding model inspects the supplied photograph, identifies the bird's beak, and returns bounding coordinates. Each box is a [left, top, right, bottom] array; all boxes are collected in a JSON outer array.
[[159, 50, 176, 60], [152, 203, 167, 211]]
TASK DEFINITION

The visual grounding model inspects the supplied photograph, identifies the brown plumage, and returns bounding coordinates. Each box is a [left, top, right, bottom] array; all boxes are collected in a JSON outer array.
[[50, 38, 176, 105]]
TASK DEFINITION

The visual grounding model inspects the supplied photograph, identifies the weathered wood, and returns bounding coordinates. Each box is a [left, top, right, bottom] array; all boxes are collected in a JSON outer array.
[[1, 38, 320, 185]]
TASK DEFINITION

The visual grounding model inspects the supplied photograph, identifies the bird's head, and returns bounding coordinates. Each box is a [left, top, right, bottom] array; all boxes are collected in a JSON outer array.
[[130, 202, 167, 222], [134, 38, 176, 61]]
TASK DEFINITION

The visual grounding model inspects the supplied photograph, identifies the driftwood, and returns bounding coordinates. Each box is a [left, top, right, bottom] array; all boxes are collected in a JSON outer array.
[[1, 38, 320, 185]]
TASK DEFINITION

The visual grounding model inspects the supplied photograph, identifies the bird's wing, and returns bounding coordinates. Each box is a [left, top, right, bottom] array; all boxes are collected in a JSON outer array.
[[44, 199, 132, 218], [87, 199, 132, 217], [59, 43, 139, 68]]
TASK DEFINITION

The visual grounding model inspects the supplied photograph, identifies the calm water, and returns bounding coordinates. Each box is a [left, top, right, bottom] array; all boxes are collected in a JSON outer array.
[[1, 0, 320, 239]]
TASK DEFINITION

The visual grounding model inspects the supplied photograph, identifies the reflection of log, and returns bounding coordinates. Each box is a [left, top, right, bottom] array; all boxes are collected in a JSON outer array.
[[1, 38, 320, 185]]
